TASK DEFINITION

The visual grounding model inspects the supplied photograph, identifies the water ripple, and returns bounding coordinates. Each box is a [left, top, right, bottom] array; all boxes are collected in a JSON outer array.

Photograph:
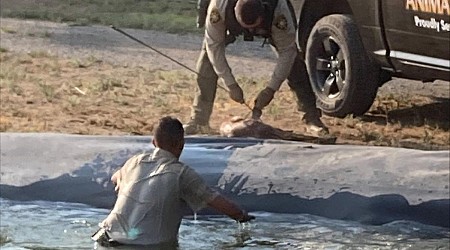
[[1, 199, 448, 249]]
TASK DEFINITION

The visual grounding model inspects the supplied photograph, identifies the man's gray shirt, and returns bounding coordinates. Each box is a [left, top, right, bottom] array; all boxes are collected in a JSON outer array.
[[101, 148, 218, 245]]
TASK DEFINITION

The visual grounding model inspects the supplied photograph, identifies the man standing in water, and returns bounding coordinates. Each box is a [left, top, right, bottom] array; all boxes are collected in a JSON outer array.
[[92, 116, 254, 248]]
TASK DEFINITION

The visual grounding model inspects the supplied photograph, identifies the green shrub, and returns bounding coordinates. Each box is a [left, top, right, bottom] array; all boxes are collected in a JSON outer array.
[[1, 0, 201, 34]]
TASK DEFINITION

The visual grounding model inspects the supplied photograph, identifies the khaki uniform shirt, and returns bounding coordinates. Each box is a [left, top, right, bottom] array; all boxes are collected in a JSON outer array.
[[101, 148, 218, 245], [205, 0, 298, 91]]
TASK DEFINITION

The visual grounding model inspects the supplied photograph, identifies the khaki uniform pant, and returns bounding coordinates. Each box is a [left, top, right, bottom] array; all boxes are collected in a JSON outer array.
[[190, 41, 320, 125], [191, 41, 218, 125]]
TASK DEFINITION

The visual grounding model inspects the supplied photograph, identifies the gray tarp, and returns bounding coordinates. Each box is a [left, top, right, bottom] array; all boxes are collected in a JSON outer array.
[[1, 133, 449, 227]]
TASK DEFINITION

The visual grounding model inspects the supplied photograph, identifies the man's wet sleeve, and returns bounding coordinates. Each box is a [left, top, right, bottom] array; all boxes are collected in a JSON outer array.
[[179, 166, 219, 212]]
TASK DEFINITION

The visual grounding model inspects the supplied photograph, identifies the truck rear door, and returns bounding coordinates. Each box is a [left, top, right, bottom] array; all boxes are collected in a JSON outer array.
[[380, 0, 450, 80]]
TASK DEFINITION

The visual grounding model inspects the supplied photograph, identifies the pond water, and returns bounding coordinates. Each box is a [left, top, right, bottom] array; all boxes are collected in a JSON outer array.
[[0, 198, 448, 249]]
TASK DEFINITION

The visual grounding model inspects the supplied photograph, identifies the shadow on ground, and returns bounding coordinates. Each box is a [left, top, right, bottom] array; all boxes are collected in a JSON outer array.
[[363, 98, 450, 130]]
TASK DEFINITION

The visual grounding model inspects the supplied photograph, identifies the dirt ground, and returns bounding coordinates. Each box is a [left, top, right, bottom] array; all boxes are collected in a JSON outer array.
[[0, 18, 449, 150]]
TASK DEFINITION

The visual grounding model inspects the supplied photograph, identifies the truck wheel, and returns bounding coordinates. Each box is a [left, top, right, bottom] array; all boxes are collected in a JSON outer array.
[[305, 14, 380, 117]]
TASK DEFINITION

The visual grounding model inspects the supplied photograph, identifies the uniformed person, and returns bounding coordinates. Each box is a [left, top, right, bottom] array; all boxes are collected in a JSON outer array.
[[93, 116, 254, 248], [184, 0, 328, 134]]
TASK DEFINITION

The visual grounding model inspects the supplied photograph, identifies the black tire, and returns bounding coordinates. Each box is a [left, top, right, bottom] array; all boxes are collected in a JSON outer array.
[[305, 14, 380, 117]]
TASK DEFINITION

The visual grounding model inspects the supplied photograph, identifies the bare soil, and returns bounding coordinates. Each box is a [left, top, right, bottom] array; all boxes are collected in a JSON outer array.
[[1, 18, 449, 150]]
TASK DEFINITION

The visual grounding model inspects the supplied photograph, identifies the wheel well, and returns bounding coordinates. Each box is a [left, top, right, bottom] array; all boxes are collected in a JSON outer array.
[[297, 0, 352, 54]]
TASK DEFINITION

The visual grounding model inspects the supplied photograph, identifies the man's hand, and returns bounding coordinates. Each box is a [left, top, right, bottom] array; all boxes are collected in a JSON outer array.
[[251, 108, 262, 120], [254, 87, 275, 110], [228, 83, 245, 104], [207, 195, 255, 223], [237, 211, 255, 223]]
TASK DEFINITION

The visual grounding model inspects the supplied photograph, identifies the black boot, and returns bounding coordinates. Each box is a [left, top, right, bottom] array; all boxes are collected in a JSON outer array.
[[302, 112, 329, 135]]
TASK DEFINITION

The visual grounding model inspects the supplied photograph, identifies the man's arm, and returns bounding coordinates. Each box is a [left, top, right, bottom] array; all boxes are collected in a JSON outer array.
[[204, 0, 238, 87], [253, 0, 298, 117], [208, 195, 255, 222], [110, 154, 143, 192], [180, 166, 254, 222], [111, 170, 122, 192], [266, 0, 298, 91]]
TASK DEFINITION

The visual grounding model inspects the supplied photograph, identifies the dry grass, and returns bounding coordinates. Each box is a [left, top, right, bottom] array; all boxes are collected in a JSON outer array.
[[0, 50, 449, 150]]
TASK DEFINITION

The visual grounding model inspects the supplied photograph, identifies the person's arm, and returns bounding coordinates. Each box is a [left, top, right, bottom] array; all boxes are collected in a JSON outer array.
[[111, 169, 122, 192], [253, 0, 298, 117], [204, 0, 237, 87], [266, 44, 297, 91], [208, 195, 255, 222], [111, 154, 143, 192], [266, 1, 298, 92], [180, 166, 254, 222], [253, 43, 297, 116]]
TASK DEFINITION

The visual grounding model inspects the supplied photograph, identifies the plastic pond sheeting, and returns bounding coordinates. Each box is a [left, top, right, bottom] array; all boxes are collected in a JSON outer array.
[[1, 133, 449, 228]]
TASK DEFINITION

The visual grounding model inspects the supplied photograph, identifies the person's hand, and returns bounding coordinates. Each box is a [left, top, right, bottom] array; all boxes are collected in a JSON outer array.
[[254, 87, 275, 110], [251, 108, 262, 120], [237, 211, 255, 223], [228, 83, 245, 104]]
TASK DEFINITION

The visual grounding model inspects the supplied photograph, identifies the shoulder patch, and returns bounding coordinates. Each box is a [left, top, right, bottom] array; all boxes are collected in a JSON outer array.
[[275, 15, 288, 30], [209, 8, 221, 24]]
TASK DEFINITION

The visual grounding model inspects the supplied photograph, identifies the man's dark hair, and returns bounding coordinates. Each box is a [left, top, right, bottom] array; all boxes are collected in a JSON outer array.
[[153, 116, 184, 149], [236, 0, 265, 26]]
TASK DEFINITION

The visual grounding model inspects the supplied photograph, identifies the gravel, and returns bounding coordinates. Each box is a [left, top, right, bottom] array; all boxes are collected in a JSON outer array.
[[1, 17, 448, 97]]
